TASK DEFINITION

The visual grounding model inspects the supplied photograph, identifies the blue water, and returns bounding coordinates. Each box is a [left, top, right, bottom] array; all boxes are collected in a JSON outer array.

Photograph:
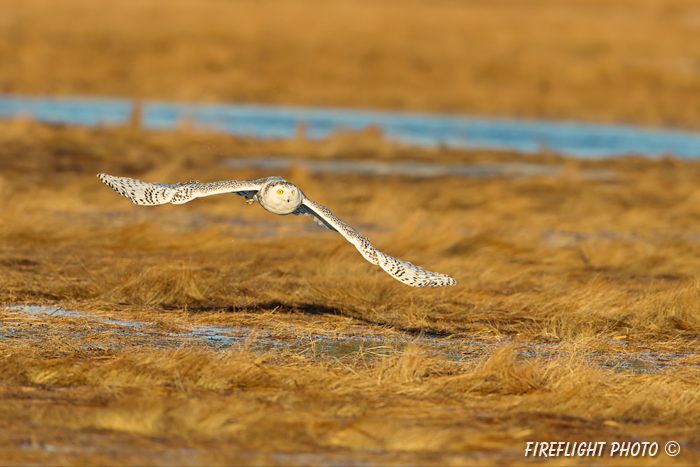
[[2, 94, 700, 158]]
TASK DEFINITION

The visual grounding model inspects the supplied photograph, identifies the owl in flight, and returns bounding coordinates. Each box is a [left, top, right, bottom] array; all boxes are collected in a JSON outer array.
[[97, 174, 456, 287]]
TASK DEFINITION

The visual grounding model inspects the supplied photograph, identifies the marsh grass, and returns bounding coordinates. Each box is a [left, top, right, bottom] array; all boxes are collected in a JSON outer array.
[[2, 120, 700, 463], [1, 340, 700, 464], [4, 0, 700, 462], [3, 0, 700, 128]]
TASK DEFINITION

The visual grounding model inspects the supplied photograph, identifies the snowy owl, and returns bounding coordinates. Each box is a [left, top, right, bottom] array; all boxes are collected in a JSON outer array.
[[97, 173, 456, 287]]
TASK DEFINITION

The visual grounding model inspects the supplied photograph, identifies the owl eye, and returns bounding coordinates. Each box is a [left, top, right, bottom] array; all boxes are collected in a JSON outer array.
[[277, 189, 283, 195], [292, 190, 295, 195]]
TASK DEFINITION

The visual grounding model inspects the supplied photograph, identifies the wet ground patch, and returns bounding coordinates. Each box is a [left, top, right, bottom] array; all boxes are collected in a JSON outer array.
[[4, 305, 697, 374]]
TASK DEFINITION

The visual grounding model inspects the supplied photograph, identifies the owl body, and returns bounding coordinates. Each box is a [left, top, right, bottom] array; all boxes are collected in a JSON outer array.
[[255, 179, 303, 215]]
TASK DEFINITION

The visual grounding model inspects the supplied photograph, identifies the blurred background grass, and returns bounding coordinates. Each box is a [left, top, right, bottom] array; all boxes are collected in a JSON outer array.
[[2, 0, 700, 127]]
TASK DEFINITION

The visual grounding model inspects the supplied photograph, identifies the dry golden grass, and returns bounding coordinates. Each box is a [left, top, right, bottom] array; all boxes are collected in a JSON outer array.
[[2, 120, 700, 464], [1, 343, 700, 465], [4, 1, 700, 463], [5, 119, 700, 339], [3, 0, 700, 128]]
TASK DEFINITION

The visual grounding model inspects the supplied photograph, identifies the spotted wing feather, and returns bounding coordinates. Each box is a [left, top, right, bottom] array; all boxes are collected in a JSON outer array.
[[97, 173, 281, 205], [300, 197, 456, 287]]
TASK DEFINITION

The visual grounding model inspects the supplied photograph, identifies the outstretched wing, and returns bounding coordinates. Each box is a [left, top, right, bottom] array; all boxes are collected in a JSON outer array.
[[98, 173, 281, 205], [300, 197, 456, 287]]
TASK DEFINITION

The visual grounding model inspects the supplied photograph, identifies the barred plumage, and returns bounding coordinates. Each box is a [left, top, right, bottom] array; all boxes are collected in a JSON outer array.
[[98, 173, 456, 287]]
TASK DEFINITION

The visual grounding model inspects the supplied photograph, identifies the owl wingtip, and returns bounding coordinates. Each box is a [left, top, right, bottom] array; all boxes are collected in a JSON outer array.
[[432, 277, 457, 287]]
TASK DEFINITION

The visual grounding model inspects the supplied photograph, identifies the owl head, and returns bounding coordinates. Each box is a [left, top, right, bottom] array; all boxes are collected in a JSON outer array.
[[259, 179, 303, 214]]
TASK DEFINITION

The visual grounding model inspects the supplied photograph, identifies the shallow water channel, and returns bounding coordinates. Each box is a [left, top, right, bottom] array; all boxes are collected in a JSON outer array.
[[222, 156, 615, 179], [3, 305, 696, 374], [3, 94, 700, 158]]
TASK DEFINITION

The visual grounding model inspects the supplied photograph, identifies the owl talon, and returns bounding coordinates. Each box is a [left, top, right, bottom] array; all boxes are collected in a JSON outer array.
[[245, 198, 255, 205]]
